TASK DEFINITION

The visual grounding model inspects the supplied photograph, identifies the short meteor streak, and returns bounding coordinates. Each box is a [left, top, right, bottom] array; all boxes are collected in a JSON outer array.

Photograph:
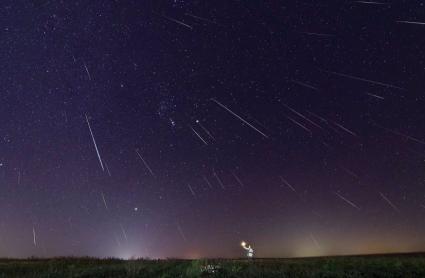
[[291, 79, 319, 91], [379, 192, 400, 213], [332, 121, 358, 137], [307, 111, 342, 134], [83, 62, 92, 80], [213, 170, 225, 189], [114, 234, 121, 247], [310, 233, 321, 249], [176, 223, 187, 242], [135, 149, 155, 177], [189, 125, 208, 145], [279, 176, 296, 192], [366, 93, 385, 100], [211, 98, 268, 138], [101, 192, 108, 210], [334, 192, 361, 210], [162, 14, 193, 29], [196, 121, 216, 141], [231, 171, 245, 188], [104, 161, 112, 177], [300, 32, 334, 37], [85, 114, 104, 171], [187, 184, 196, 198], [32, 226, 37, 247], [185, 13, 221, 26], [282, 103, 323, 129], [353, 1, 390, 4], [397, 20, 425, 26], [286, 116, 312, 134], [375, 124, 425, 145], [202, 176, 213, 189], [340, 166, 359, 179], [120, 224, 128, 242], [322, 70, 405, 90]]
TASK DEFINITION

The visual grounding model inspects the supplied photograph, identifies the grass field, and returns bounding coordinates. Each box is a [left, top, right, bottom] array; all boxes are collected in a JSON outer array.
[[0, 253, 424, 277]]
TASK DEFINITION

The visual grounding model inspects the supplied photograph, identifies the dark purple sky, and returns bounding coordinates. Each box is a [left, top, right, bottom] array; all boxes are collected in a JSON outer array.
[[0, 0, 425, 258]]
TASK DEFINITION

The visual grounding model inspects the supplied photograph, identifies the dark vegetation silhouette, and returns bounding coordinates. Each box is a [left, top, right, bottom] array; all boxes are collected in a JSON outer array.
[[1, 253, 425, 277]]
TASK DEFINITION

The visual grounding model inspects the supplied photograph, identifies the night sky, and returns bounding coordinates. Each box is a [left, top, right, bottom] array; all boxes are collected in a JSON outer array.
[[1, 0, 425, 259]]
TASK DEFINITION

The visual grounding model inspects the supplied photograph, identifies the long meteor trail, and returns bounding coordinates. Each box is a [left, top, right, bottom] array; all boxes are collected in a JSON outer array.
[[85, 114, 104, 171], [211, 98, 268, 138]]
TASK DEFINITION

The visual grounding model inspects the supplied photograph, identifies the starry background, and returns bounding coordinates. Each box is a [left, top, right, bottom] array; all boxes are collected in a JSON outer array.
[[0, 0, 425, 259]]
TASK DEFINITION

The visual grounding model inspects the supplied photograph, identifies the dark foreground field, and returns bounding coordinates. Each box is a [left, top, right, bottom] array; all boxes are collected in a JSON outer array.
[[1, 253, 425, 278]]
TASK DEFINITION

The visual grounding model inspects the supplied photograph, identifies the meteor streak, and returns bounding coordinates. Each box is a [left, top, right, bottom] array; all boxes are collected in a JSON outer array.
[[340, 166, 359, 179], [189, 125, 208, 145], [185, 13, 221, 26], [279, 176, 296, 192], [101, 192, 108, 210], [176, 223, 187, 242], [231, 171, 245, 188], [83, 62, 91, 80], [322, 70, 405, 90], [135, 149, 155, 177], [211, 98, 268, 138], [332, 121, 358, 137], [286, 116, 312, 134], [187, 184, 196, 197], [353, 1, 390, 4], [196, 121, 216, 141], [120, 224, 128, 242], [300, 32, 334, 37], [202, 176, 213, 189], [397, 20, 425, 25], [85, 114, 104, 171], [334, 192, 361, 210], [291, 79, 319, 91], [104, 161, 112, 177], [375, 123, 425, 145], [379, 192, 400, 213], [213, 170, 225, 189], [366, 93, 385, 100], [162, 14, 193, 29], [310, 233, 321, 249], [282, 103, 323, 129], [32, 226, 37, 247]]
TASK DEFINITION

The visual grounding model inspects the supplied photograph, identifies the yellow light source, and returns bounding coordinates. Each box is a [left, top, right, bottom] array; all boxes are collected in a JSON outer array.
[[241, 241, 246, 247]]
